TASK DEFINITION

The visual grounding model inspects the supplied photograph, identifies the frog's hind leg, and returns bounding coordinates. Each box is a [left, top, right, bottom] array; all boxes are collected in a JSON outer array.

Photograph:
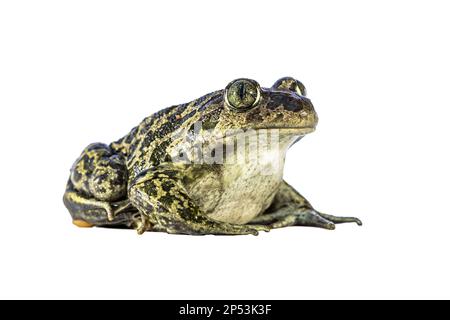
[[250, 180, 362, 230], [63, 143, 138, 229]]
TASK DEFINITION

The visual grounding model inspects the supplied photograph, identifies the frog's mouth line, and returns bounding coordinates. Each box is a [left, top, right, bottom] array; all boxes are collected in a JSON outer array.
[[268, 126, 316, 134], [220, 126, 316, 139]]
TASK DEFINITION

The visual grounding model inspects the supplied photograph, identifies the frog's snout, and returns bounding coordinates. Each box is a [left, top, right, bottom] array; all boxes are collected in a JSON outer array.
[[262, 90, 318, 130]]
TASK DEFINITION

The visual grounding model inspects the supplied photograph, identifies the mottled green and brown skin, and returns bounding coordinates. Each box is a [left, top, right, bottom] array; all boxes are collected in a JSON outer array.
[[64, 77, 361, 235]]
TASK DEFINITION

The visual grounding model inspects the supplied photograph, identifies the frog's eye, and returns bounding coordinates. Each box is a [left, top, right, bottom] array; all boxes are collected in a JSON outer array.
[[224, 78, 261, 111], [272, 77, 307, 96]]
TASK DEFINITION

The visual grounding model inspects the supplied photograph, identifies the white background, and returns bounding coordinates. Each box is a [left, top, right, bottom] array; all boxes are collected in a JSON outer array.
[[0, 0, 449, 299]]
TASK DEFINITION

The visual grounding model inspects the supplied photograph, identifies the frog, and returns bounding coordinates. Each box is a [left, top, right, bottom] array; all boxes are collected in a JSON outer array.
[[63, 77, 361, 235]]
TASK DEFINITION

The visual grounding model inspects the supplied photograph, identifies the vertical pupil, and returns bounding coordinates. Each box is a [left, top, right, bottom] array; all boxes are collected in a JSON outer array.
[[238, 82, 246, 101]]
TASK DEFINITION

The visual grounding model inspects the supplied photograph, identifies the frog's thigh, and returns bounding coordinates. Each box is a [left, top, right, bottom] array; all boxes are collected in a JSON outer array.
[[64, 143, 132, 227]]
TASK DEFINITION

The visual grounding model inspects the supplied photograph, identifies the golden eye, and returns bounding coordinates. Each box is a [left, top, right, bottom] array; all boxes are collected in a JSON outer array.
[[225, 79, 261, 111]]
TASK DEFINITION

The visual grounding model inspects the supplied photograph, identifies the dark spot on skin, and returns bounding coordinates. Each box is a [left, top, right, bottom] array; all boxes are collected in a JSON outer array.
[[143, 130, 156, 147], [159, 194, 175, 207], [143, 180, 158, 197], [161, 179, 175, 192], [111, 170, 127, 186], [179, 206, 198, 221], [150, 139, 172, 164]]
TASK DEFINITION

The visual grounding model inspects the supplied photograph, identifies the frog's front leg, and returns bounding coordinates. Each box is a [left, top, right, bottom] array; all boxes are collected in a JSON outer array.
[[128, 166, 270, 235], [250, 180, 362, 229]]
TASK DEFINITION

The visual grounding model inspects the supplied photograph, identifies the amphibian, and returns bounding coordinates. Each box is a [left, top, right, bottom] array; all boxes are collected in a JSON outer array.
[[64, 77, 361, 235]]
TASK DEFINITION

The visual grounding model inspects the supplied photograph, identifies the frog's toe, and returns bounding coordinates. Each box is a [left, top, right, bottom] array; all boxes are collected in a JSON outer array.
[[250, 225, 271, 233], [293, 210, 336, 230], [236, 225, 268, 236], [318, 213, 362, 226], [240, 227, 259, 236], [106, 207, 115, 222], [133, 213, 153, 235], [250, 207, 337, 230]]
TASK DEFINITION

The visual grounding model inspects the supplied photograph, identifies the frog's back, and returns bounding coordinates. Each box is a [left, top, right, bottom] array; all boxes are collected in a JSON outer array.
[[110, 104, 177, 157], [110, 104, 180, 175], [110, 91, 221, 180]]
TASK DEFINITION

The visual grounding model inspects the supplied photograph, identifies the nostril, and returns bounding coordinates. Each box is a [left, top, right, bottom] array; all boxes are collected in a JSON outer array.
[[299, 110, 308, 117]]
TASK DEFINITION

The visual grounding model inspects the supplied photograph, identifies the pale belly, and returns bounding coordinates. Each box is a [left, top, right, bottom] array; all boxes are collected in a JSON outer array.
[[182, 131, 300, 224], [185, 153, 287, 224]]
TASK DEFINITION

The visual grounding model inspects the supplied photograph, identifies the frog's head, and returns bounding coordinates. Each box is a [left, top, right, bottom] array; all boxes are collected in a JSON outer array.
[[172, 77, 318, 164], [206, 77, 318, 136]]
